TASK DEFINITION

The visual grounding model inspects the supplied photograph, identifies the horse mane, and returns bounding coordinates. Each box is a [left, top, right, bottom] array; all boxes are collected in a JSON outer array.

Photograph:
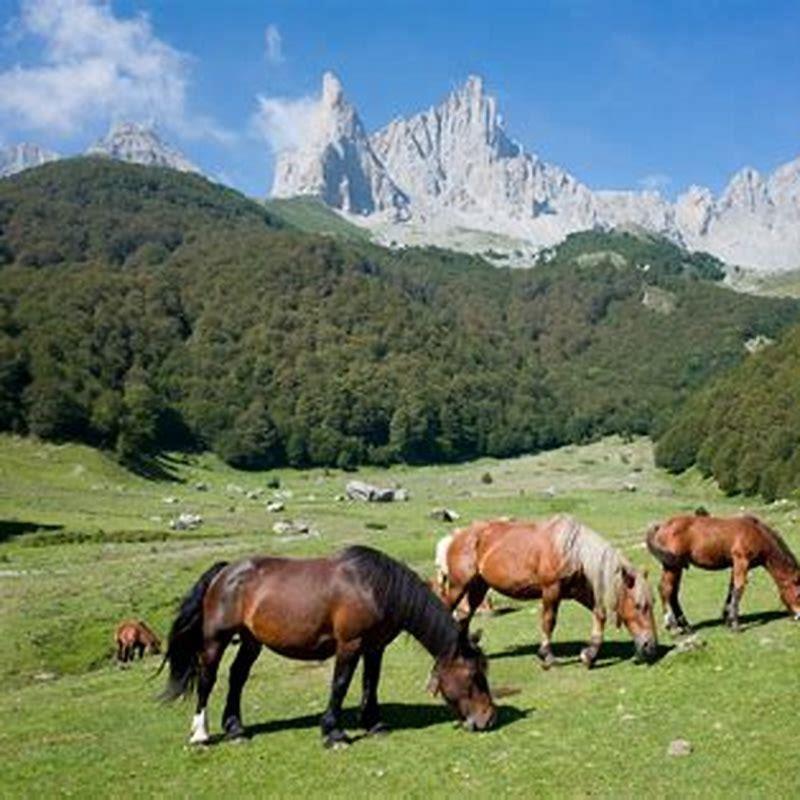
[[745, 515, 799, 571], [340, 545, 458, 659], [553, 515, 647, 612]]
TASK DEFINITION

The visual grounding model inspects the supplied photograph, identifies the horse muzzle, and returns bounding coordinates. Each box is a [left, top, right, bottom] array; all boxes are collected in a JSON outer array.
[[464, 707, 497, 732], [633, 636, 658, 664]]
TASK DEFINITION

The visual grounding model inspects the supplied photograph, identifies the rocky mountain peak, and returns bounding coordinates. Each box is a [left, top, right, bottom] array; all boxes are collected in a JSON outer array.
[[86, 122, 200, 174], [0, 143, 60, 178]]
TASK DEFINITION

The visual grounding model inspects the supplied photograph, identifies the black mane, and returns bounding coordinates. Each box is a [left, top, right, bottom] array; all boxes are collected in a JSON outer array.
[[339, 545, 458, 659]]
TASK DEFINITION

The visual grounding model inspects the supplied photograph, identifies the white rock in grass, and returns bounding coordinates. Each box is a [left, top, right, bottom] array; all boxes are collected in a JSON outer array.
[[667, 739, 692, 757]]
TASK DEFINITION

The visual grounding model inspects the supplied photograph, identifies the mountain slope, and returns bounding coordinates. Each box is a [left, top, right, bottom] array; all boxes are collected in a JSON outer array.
[[1, 159, 797, 470], [656, 324, 800, 501], [272, 73, 800, 272]]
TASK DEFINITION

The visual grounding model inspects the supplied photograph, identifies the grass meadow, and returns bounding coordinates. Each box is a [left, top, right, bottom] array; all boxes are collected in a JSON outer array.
[[1, 434, 798, 798]]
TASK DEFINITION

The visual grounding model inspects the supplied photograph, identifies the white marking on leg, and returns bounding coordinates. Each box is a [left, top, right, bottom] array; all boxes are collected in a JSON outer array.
[[189, 709, 209, 744]]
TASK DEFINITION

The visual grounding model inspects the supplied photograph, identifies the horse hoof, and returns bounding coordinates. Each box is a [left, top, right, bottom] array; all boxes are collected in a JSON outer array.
[[579, 649, 595, 668], [188, 732, 210, 746], [323, 731, 352, 749], [539, 656, 556, 671], [223, 721, 247, 741], [366, 722, 390, 736]]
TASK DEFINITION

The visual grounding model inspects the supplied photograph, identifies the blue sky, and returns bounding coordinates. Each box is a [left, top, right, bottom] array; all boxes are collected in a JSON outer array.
[[0, 0, 798, 198]]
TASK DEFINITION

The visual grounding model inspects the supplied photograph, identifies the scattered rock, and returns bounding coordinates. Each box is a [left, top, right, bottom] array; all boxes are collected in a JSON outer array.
[[667, 739, 692, 757], [668, 634, 706, 655], [346, 481, 408, 503], [163, 496, 179, 505], [621, 482, 637, 493], [266, 477, 281, 489], [33, 671, 58, 682], [542, 486, 557, 498], [170, 513, 203, 531], [430, 508, 460, 522], [266, 500, 285, 513], [272, 519, 318, 537], [335, 494, 346, 502], [226, 484, 245, 495], [194, 482, 209, 492]]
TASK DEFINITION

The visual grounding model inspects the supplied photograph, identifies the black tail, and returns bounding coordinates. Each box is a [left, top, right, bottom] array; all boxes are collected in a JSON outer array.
[[160, 561, 228, 701]]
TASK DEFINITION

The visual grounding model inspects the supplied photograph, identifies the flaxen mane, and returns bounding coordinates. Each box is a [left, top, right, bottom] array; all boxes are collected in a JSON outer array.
[[552, 515, 647, 613]]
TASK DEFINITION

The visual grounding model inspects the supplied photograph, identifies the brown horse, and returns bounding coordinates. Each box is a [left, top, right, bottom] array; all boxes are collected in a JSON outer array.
[[647, 512, 800, 633], [439, 515, 658, 667], [161, 545, 496, 748], [115, 620, 161, 662]]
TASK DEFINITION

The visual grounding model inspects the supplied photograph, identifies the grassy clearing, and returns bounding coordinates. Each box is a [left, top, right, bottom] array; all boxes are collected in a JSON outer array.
[[1, 434, 799, 798]]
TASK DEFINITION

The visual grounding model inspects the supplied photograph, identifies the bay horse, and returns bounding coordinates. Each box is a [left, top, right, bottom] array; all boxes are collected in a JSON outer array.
[[647, 512, 800, 633], [439, 515, 658, 668], [161, 545, 496, 748], [115, 620, 161, 662]]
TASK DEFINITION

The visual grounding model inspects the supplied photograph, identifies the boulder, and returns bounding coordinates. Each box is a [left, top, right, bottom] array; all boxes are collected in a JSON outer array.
[[346, 481, 408, 502], [430, 508, 460, 522], [170, 513, 203, 531]]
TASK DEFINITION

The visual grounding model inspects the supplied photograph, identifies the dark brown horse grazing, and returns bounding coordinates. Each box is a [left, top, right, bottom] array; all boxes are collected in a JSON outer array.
[[647, 512, 800, 633], [162, 545, 496, 747], [115, 620, 161, 662], [439, 515, 658, 668]]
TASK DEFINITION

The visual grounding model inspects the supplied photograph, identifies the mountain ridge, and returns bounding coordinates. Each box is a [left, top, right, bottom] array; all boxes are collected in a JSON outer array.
[[272, 73, 800, 273]]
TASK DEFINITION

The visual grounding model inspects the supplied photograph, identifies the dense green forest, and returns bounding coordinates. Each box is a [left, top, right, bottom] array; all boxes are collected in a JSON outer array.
[[1, 158, 798, 470], [656, 324, 800, 501]]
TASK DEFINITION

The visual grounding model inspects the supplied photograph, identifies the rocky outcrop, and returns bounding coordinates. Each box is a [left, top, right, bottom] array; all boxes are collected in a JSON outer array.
[[271, 72, 409, 218], [270, 73, 800, 272], [0, 143, 59, 178], [87, 122, 200, 174]]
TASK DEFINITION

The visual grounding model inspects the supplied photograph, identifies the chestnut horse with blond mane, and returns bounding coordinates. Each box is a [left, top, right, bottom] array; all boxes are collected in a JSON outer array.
[[438, 515, 658, 668], [647, 512, 800, 633]]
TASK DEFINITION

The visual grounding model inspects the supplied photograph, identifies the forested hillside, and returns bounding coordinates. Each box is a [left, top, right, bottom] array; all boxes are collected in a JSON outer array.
[[1, 159, 797, 470], [656, 324, 800, 500]]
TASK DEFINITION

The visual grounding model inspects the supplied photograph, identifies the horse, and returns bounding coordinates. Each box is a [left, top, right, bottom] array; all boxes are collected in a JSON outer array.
[[115, 620, 161, 662], [439, 515, 658, 668], [161, 545, 496, 748], [646, 512, 800, 633], [431, 534, 494, 616]]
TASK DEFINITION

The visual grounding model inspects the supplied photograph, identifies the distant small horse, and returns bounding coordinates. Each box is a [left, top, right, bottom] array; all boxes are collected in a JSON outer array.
[[647, 513, 800, 633], [115, 620, 161, 662], [161, 545, 496, 748], [440, 516, 658, 668]]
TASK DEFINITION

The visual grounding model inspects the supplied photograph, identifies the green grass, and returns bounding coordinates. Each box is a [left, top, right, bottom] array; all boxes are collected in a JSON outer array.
[[1, 434, 799, 798], [263, 196, 373, 241]]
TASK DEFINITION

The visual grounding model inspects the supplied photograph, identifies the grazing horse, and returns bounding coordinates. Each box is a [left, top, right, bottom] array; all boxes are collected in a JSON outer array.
[[439, 515, 658, 668], [115, 620, 161, 662], [161, 545, 496, 748], [647, 513, 800, 633]]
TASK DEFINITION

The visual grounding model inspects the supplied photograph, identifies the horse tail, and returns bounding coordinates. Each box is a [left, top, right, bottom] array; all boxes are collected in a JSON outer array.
[[645, 521, 682, 570], [434, 534, 453, 593], [160, 561, 228, 701]]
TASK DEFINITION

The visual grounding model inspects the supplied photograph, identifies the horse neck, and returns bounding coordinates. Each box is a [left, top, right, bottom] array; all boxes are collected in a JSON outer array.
[[400, 592, 459, 660], [764, 538, 799, 584]]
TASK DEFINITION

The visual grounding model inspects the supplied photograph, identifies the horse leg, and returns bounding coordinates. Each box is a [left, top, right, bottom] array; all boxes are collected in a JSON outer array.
[[189, 636, 230, 745], [221, 631, 261, 740], [359, 647, 388, 734], [721, 577, 735, 623], [320, 644, 361, 748], [728, 557, 749, 632], [660, 568, 691, 634], [537, 586, 560, 669], [580, 609, 606, 669]]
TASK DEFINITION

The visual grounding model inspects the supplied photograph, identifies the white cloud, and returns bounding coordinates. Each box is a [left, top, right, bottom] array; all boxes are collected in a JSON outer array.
[[638, 173, 672, 192], [264, 24, 283, 65], [0, 0, 230, 141], [252, 93, 321, 153]]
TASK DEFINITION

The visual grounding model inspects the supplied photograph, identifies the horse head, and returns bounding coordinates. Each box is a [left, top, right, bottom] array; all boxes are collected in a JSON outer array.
[[615, 564, 658, 663], [427, 628, 496, 731], [776, 572, 800, 619]]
